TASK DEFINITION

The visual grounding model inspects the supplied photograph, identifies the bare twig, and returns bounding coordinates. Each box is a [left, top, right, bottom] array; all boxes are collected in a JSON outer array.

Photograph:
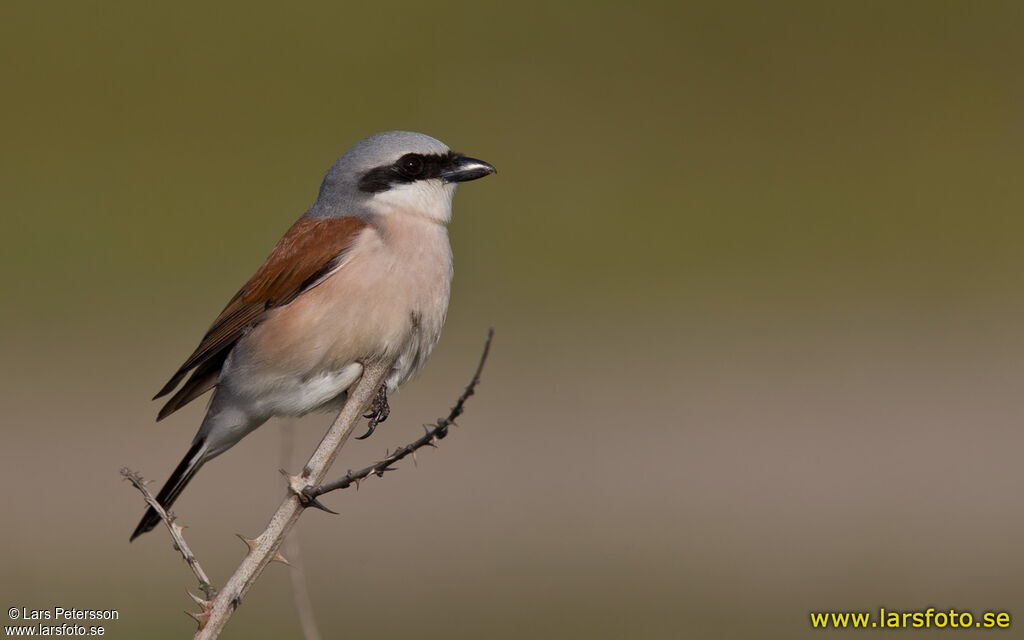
[[120, 468, 216, 601], [194, 357, 395, 639], [280, 421, 322, 640], [305, 327, 493, 501]]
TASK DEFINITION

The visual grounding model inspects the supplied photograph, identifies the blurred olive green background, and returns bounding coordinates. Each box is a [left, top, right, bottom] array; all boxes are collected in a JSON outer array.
[[2, 1, 1022, 638]]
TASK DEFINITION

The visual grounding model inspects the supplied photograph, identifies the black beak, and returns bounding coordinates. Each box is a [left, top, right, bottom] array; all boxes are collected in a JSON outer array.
[[442, 155, 497, 183]]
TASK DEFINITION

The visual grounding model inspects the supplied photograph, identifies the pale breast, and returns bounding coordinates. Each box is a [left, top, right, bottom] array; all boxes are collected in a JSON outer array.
[[223, 217, 452, 415]]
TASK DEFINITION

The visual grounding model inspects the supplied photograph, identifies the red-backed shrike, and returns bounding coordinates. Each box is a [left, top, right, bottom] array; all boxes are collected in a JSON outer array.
[[131, 131, 495, 540]]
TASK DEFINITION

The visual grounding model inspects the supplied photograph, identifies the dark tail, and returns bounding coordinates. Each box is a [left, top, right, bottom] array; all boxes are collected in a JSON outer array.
[[130, 440, 207, 541]]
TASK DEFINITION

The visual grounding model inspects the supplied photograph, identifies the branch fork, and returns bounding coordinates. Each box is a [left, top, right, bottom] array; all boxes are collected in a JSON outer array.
[[298, 329, 492, 507], [123, 329, 493, 639]]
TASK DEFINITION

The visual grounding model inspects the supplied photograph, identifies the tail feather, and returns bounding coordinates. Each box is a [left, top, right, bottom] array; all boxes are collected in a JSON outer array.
[[130, 440, 207, 541]]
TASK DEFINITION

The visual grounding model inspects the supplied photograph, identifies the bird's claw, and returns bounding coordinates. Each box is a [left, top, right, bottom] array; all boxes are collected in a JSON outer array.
[[356, 384, 390, 440]]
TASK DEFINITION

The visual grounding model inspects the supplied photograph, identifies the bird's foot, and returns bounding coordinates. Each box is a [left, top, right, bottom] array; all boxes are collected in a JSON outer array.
[[356, 384, 390, 440]]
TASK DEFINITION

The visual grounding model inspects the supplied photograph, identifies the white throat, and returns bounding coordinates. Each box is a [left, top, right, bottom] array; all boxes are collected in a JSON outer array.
[[368, 179, 457, 224]]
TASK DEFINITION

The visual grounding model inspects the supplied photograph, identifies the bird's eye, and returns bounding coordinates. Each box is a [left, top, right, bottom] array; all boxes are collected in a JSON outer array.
[[398, 154, 424, 177]]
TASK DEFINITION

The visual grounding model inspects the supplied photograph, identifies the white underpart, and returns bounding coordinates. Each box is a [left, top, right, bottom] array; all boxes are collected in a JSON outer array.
[[247, 362, 364, 418]]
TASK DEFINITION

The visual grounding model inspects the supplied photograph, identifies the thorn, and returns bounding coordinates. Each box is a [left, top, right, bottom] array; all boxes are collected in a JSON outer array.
[[186, 590, 211, 608], [236, 533, 259, 554], [411, 449, 418, 466], [271, 550, 291, 566], [299, 493, 338, 514], [186, 609, 211, 629], [281, 471, 308, 498]]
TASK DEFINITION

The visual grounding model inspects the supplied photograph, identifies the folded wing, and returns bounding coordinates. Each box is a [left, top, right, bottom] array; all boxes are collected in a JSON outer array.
[[154, 216, 369, 420]]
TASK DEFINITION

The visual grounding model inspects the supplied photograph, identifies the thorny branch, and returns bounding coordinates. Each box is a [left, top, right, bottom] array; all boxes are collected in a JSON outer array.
[[194, 356, 394, 640], [302, 327, 493, 503], [123, 328, 494, 639], [120, 468, 216, 601]]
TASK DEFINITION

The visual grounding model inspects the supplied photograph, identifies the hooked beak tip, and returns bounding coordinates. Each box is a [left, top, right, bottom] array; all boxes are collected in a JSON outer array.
[[443, 156, 497, 183]]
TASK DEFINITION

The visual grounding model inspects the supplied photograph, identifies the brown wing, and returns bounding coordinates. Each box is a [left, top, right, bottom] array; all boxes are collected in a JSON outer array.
[[154, 215, 369, 420]]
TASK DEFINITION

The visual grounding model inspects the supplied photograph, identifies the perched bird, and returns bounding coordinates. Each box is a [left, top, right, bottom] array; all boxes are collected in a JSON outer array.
[[131, 131, 495, 540]]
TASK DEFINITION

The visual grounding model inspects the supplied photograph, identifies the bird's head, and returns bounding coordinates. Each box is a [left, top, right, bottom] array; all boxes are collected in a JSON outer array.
[[308, 131, 496, 224]]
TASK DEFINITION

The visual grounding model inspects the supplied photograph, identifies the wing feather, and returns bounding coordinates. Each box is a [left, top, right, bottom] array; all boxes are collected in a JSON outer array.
[[154, 215, 369, 419]]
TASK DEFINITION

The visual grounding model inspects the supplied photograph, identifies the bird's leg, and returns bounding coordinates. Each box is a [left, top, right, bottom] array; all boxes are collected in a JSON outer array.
[[356, 384, 390, 440]]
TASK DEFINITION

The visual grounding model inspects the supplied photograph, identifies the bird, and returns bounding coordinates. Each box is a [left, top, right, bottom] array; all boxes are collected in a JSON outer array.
[[130, 131, 495, 541]]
